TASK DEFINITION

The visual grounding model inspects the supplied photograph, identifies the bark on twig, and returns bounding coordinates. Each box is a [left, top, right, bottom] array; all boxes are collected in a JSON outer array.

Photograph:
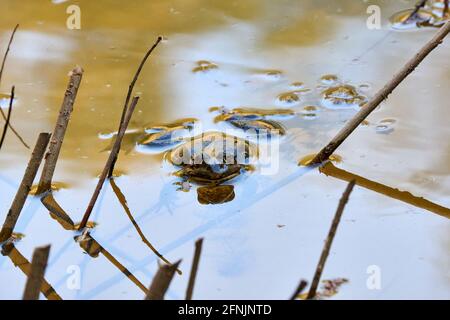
[[78, 96, 140, 230], [0, 132, 51, 242], [290, 279, 308, 300], [36, 66, 83, 194], [22, 245, 51, 300], [109, 178, 181, 274], [306, 180, 356, 300], [185, 238, 204, 300], [109, 36, 163, 177], [145, 260, 181, 300], [0, 86, 14, 150], [309, 20, 450, 165]]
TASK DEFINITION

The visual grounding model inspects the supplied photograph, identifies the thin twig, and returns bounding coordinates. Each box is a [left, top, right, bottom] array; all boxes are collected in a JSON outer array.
[[36, 66, 84, 194], [145, 260, 181, 300], [290, 279, 308, 300], [0, 86, 14, 150], [0, 24, 29, 149], [109, 178, 181, 274], [22, 245, 51, 300], [445, 0, 449, 17], [109, 36, 163, 177], [0, 108, 30, 149], [78, 96, 140, 230], [306, 180, 356, 300], [0, 132, 51, 242], [309, 20, 450, 165], [185, 238, 204, 300], [0, 24, 18, 84], [403, 0, 428, 24]]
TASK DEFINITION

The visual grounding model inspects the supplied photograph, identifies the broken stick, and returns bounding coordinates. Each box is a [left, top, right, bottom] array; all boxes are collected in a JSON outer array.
[[36, 66, 83, 194], [185, 238, 204, 300], [22, 245, 51, 300], [0, 132, 51, 242], [145, 260, 181, 300], [308, 20, 450, 165], [306, 180, 355, 299]]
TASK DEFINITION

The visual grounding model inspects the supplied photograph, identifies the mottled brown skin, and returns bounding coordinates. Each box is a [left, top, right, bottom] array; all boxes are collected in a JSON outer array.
[[175, 164, 243, 185], [197, 185, 235, 205]]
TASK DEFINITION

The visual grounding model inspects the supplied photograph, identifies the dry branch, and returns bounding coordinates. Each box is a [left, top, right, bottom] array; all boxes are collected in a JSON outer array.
[[185, 238, 204, 300], [306, 180, 355, 299], [109, 36, 162, 177], [22, 245, 51, 300], [36, 66, 84, 194], [0, 86, 14, 150], [309, 20, 450, 165], [0, 132, 51, 242], [78, 96, 140, 230], [145, 260, 181, 300]]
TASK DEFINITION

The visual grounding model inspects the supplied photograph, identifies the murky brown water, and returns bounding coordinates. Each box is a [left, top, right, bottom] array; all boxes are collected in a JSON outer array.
[[0, 0, 449, 299]]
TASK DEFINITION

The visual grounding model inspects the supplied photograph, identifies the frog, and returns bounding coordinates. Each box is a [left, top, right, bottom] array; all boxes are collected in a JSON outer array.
[[165, 131, 257, 204]]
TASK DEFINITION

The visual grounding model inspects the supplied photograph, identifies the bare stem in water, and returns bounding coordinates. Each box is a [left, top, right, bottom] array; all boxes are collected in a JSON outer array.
[[403, 0, 428, 24], [0, 86, 14, 151], [145, 260, 182, 300], [22, 245, 51, 300], [0, 132, 51, 242], [306, 180, 355, 300], [185, 238, 204, 300], [109, 36, 163, 177], [79, 96, 140, 230], [36, 66, 84, 194], [308, 20, 450, 165], [0, 24, 29, 149]]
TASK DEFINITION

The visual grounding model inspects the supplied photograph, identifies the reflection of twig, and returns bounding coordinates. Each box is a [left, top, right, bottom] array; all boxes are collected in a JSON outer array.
[[290, 279, 308, 300], [79, 96, 140, 230], [185, 238, 203, 300], [0, 133, 50, 242], [0, 86, 14, 151], [145, 260, 181, 300], [307, 180, 355, 299], [320, 162, 450, 219], [109, 36, 163, 177], [23, 245, 51, 300], [36, 67, 84, 194], [75, 232, 149, 295], [308, 21, 450, 165], [109, 178, 181, 274], [1, 243, 61, 300]]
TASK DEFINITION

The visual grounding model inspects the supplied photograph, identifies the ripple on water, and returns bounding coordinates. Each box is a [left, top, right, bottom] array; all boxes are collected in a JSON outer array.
[[320, 74, 339, 86], [321, 84, 368, 110], [277, 91, 301, 106], [192, 60, 218, 73], [301, 105, 319, 120], [375, 118, 397, 134], [390, 8, 443, 30], [0, 93, 15, 109], [298, 153, 343, 166]]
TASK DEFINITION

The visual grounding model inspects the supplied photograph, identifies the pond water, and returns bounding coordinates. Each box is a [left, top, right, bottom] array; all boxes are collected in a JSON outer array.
[[0, 0, 449, 299]]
